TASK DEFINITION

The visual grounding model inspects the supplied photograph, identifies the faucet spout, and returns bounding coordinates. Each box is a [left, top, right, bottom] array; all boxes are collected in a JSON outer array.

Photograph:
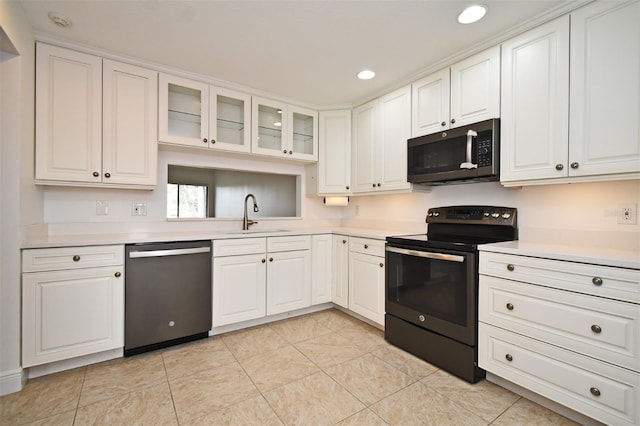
[[243, 193, 259, 230]]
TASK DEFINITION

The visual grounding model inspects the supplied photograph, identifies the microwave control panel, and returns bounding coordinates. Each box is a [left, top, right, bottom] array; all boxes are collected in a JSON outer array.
[[476, 138, 493, 167]]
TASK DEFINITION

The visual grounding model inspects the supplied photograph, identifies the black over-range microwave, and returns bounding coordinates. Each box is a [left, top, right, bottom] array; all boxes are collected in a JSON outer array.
[[407, 119, 500, 184]]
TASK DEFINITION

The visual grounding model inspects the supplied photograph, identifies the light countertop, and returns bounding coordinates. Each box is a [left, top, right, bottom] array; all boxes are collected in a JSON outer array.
[[479, 240, 640, 270], [22, 227, 407, 249]]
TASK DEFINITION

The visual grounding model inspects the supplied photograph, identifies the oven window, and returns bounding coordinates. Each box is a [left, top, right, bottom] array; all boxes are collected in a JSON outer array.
[[387, 249, 470, 326]]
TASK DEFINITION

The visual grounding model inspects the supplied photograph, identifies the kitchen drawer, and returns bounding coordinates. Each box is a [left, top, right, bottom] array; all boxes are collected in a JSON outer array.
[[479, 323, 639, 426], [267, 235, 311, 252], [480, 276, 640, 372], [480, 251, 640, 303], [213, 238, 266, 257], [22, 245, 124, 272], [349, 237, 385, 257]]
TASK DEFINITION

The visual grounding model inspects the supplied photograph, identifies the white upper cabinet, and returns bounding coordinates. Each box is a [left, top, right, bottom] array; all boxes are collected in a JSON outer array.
[[501, 1, 640, 185], [36, 44, 102, 184], [317, 109, 352, 194], [252, 97, 318, 162], [35, 43, 157, 187], [352, 86, 411, 193], [500, 16, 570, 182], [569, 0, 640, 178], [103, 60, 158, 186], [412, 46, 500, 137], [159, 74, 251, 153]]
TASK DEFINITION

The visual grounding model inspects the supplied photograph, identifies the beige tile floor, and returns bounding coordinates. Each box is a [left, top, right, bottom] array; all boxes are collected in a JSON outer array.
[[1, 309, 579, 425]]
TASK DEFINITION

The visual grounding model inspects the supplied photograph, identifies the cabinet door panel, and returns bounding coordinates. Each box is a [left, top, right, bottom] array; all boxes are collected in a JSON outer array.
[[332, 235, 349, 308], [379, 86, 411, 191], [158, 74, 209, 147], [311, 235, 332, 305], [103, 60, 158, 185], [352, 101, 377, 192], [412, 68, 450, 136], [318, 110, 351, 194], [267, 250, 311, 315], [570, 1, 640, 177], [35, 44, 102, 183], [500, 16, 570, 182], [209, 87, 251, 153], [349, 252, 384, 325], [450, 46, 500, 128], [252, 97, 288, 158], [289, 105, 318, 161], [213, 254, 266, 326], [22, 266, 124, 367]]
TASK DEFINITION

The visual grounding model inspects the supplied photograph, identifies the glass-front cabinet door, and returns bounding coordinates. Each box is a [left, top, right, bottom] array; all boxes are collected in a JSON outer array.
[[209, 87, 251, 153], [158, 74, 209, 148], [252, 97, 318, 162], [159, 73, 251, 153], [252, 97, 288, 157], [289, 105, 318, 161]]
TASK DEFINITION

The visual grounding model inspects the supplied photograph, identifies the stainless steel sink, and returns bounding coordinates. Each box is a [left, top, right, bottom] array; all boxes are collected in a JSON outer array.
[[225, 229, 290, 235]]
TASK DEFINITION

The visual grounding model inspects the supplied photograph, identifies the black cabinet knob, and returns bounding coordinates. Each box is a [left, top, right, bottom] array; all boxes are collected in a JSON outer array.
[[203, 138, 208, 143], [72, 255, 80, 262], [506, 303, 514, 311], [92, 171, 99, 177], [591, 324, 602, 334], [592, 277, 603, 286], [507, 264, 515, 271], [115, 272, 121, 278], [505, 354, 513, 362], [104, 172, 111, 178]]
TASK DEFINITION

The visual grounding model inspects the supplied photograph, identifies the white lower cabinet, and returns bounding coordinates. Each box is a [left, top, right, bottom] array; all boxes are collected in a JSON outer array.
[[22, 245, 124, 367], [478, 249, 640, 425], [212, 235, 311, 327], [332, 235, 349, 308], [267, 249, 311, 315], [311, 234, 332, 305], [212, 252, 267, 326], [348, 237, 385, 325]]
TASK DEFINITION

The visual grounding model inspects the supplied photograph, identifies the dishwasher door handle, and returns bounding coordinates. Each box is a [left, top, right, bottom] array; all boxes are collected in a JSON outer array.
[[128, 247, 211, 259]]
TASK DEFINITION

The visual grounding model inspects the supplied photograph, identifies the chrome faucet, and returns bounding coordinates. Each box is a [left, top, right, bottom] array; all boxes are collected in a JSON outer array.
[[243, 193, 259, 230]]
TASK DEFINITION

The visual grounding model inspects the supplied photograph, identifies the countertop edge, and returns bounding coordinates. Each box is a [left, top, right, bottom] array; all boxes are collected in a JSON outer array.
[[479, 241, 640, 270]]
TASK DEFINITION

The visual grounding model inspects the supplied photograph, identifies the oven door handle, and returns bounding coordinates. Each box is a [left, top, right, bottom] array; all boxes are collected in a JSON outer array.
[[386, 246, 465, 263]]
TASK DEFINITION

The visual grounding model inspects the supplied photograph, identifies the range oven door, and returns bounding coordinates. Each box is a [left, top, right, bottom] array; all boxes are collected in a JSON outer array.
[[385, 243, 477, 346]]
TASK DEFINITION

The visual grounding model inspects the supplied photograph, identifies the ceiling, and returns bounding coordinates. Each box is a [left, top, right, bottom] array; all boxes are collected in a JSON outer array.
[[18, 0, 575, 107]]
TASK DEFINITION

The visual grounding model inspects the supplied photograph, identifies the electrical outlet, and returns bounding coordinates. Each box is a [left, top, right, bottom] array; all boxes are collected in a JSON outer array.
[[132, 203, 147, 216], [618, 204, 637, 225], [96, 201, 109, 216]]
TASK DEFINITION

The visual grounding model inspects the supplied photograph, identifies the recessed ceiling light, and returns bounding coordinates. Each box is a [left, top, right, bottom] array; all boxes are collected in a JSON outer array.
[[458, 5, 487, 24], [357, 70, 376, 80], [48, 12, 72, 28]]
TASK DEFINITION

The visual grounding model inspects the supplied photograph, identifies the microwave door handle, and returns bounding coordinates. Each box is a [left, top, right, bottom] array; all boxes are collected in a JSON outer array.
[[460, 130, 478, 169], [386, 246, 465, 263]]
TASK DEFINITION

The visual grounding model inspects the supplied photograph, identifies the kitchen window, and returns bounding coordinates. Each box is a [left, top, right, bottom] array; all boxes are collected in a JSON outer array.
[[167, 183, 208, 219]]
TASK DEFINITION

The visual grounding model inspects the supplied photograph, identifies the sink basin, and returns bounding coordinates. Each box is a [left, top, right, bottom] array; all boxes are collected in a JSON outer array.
[[225, 229, 290, 235]]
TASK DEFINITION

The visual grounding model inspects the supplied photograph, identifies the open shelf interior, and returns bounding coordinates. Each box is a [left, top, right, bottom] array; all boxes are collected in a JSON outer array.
[[216, 95, 245, 146], [257, 104, 283, 150]]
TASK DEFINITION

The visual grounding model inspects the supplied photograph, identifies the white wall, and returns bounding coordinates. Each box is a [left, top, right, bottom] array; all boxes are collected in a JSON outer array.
[[0, 0, 38, 395], [342, 179, 640, 250]]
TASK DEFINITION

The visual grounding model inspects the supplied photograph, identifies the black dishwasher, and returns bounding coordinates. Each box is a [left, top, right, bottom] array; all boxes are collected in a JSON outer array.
[[124, 240, 212, 356]]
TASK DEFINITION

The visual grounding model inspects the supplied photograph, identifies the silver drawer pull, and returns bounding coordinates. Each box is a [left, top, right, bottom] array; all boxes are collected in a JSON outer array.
[[506, 303, 514, 311], [590, 387, 601, 397], [507, 264, 515, 271], [505, 354, 513, 362], [592, 277, 603, 286], [591, 324, 602, 334]]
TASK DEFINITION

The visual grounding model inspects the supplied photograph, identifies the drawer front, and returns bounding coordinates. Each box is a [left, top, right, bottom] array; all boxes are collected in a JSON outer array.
[[480, 251, 639, 303], [267, 235, 311, 252], [23, 245, 124, 272], [479, 323, 639, 426], [213, 238, 266, 257], [349, 237, 385, 257], [480, 276, 640, 372]]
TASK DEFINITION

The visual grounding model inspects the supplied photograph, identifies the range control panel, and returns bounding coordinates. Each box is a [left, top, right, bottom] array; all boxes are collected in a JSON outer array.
[[426, 206, 517, 226]]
